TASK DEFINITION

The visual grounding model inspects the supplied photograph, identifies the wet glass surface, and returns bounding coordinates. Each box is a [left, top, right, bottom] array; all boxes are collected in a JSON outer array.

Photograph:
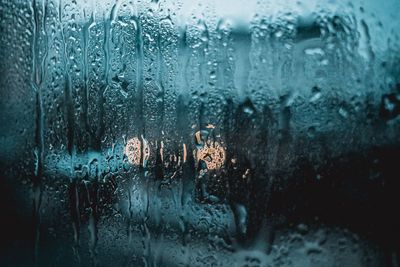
[[1, 0, 400, 266]]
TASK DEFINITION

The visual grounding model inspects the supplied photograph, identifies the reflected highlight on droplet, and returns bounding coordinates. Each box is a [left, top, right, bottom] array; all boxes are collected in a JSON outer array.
[[196, 141, 226, 170], [124, 137, 141, 165]]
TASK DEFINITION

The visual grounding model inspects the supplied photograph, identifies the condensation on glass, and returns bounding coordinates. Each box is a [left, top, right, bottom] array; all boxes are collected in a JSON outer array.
[[0, 0, 400, 266]]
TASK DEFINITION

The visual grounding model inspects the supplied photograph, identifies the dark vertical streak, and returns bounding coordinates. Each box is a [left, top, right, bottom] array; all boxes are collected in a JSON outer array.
[[135, 12, 150, 266], [64, 76, 75, 154], [94, 14, 114, 150], [69, 180, 81, 264], [59, 3, 81, 263], [156, 27, 165, 135], [155, 26, 165, 181], [58, 0, 74, 155], [82, 10, 95, 146], [30, 0, 45, 264], [136, 15, 144, 136]]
